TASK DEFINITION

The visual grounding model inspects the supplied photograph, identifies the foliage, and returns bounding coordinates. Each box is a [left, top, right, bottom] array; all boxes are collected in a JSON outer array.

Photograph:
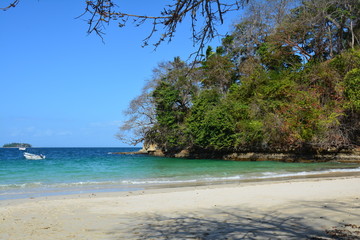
[[120, 0, 360, 155], [152, 81, 188, 150], [201, 49, 237, 94], [344, 68, 360, 110], [186, 89, 236, 150]]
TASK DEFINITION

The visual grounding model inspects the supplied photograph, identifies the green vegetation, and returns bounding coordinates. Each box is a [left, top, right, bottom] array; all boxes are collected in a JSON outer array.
[[120, 0, 360, 155], [3, 143, 32, 148]]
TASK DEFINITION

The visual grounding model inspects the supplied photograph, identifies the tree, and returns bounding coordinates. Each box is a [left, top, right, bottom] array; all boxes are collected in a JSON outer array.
[[150, 58, 199, 151], [119, 0, 360, 154], [222, 0, 296, 64], [116, 81, 157, 145], [272, 0, 360, 61], [118, 57, 199, 150], [201, 46, 237, 94]]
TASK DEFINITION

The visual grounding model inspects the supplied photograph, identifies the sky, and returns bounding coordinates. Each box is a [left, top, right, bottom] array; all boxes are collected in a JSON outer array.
[[0, 0, 241, 147]]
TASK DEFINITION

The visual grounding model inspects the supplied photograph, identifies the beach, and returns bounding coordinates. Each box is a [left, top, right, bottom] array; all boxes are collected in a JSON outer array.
[[1, 175, 360, 239]]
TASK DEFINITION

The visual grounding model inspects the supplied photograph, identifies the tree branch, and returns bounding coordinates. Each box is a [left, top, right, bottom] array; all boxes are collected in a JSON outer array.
[[4, 0, 249, 59], [80, 0, 248, 59], [1, 0, 19, 11]]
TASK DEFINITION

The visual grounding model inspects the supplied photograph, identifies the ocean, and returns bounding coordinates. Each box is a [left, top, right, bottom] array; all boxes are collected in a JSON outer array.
[[1, 147, 360, 200]]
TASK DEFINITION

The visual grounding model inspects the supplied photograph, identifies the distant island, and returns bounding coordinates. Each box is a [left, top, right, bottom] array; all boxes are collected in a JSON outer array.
[[3, 143, 32, 148]]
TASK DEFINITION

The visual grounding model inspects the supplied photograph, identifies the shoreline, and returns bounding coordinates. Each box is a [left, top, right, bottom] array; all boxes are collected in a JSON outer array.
[[2, 168, 360, 201], [113, 150, 360, 163], [3, 171, 360, 202], [1, 174, 360, 239]]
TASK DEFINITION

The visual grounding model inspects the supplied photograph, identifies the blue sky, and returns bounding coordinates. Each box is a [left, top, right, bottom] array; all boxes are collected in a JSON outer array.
[[0, 1, 240, 147]]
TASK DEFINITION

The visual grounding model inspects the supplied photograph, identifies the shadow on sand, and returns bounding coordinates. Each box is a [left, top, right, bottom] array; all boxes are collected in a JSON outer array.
[[107, 198, 360, 239]]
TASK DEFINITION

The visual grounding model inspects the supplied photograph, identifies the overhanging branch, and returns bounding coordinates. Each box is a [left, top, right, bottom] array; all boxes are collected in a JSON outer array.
[[1, 0, 19, 11]]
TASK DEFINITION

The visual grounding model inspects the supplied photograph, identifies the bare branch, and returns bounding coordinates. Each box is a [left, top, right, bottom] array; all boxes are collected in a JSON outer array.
[[3, 0, 250, 59], [1, 0, 19, 11], [79, 0, 249, 59]]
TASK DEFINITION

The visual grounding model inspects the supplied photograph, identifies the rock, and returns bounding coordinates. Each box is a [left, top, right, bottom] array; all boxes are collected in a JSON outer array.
[[174, 149, 190, 158]]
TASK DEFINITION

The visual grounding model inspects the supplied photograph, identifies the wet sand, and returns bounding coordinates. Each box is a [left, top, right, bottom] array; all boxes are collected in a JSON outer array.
[[1, 176, 360, 239]]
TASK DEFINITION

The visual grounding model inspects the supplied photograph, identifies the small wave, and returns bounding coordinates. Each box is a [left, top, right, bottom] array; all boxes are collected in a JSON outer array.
[[1, 167, 359, 192], [0, 181, 119, 191], [120, 179, 198, 185], [258, 167, 360, 179], [127, 167, 360, 185], [55, 181, 119, 187], [0, 182, 43, 190]]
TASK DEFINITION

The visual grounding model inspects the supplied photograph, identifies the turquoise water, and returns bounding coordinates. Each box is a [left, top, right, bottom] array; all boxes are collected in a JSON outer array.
[[1, 147, 360, 199]]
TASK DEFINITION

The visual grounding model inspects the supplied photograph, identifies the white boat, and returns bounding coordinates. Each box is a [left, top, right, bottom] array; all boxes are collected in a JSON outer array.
[[19, 147, 26, 151], [24, 152, 46, 160]]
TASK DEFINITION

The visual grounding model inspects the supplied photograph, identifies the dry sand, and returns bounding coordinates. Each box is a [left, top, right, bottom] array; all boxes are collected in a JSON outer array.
[[1, 176, 360, 239]]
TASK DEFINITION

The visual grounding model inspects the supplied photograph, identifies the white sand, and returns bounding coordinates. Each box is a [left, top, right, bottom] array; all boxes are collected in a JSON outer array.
[[1, 176, 360, 239]]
